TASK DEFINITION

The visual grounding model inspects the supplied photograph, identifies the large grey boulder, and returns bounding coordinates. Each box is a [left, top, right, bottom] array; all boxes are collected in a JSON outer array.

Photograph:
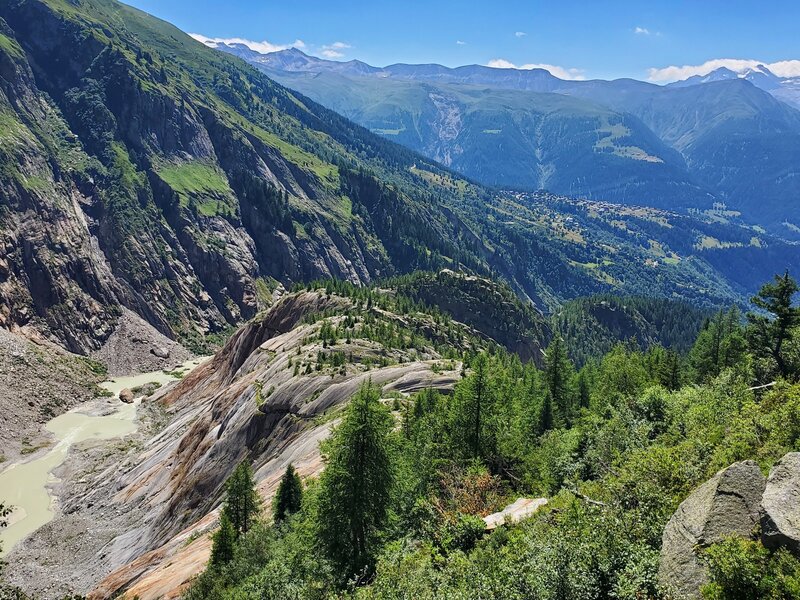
[[761, 452, 800, 553], [658, 460, 766, 598]]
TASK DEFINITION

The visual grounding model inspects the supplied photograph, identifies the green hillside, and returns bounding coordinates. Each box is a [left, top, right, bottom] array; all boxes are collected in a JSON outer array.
[[4, 0, 797, 355]]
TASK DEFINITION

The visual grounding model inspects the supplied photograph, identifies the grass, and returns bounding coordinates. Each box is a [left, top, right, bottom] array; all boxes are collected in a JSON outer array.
[[157, 161, 236, 216], [252, 128, 338, 185], [594, 118, 664, 163], [254, 277, 279, 307], [0, 33, 24, 59], [409, 166, 469, 194]]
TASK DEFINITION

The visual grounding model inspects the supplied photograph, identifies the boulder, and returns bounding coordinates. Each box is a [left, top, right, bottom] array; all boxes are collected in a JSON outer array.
[[761, 452, 800, 553], [483, 497, 548, 530], [119, 388, 134, 403], [658, 460, 765, 598], [151, 346, 170, 359]]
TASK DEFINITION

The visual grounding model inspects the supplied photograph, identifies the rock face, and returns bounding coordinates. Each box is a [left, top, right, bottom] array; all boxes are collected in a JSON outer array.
[[1, 0, 572, 359], [761, 452, 800, 553], [658, 460, 766, 598], [4, 290, 468, 599], [395, 270, 549, 364]]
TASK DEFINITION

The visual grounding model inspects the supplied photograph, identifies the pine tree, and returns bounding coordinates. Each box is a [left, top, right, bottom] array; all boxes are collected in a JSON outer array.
[[210, 512, 236, 566], [221, 461, 260, 537], [273, 464, 303, 522], [317, 382, 394, 579], [658, 350, 682, 391], [689, 307, 747, 382], [748, 272, 800, 380], [538, 392, 554, 434], [469, 353, 489, 458], [450, 353, 496, 460], [544, 337, 576, 427]]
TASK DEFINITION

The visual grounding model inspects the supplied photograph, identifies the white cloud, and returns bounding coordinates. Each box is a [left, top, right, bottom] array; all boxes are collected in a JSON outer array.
[[189, 33, 305, 54], [515, 31, 527, 37], [647, 58, 800, 82], [320, 42, 352, 59], [456, 40, 467, 45], [634, 26, 662, 37], [769, 60, 800, 77], [487, 58, 585, 80]]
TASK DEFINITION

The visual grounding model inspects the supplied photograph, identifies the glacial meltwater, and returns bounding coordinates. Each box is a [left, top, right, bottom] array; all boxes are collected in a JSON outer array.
[[0, 357, 207, 556]]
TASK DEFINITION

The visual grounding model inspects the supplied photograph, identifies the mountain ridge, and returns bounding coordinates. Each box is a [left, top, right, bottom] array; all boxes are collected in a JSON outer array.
[[2, 0, 799, 361], [217, 45, 800, 235]]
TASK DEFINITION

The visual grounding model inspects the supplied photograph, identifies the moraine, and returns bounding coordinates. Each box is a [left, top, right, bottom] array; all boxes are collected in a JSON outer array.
[[0, 358, 207, 556]]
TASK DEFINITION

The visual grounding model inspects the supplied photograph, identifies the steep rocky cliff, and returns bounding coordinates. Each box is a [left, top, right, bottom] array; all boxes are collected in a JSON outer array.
[[0, 0, 784, 358], [0, 0, 503, 354]]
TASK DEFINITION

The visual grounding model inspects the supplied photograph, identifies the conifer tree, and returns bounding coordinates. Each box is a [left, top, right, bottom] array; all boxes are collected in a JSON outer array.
[[317, 382, 394, 578], [273, 464, 303, 522], [544, 337, 576, 427], [690, 307, 747, 382], [748, 272, 800, 379], [210, 512, 236, 566], [450, 353, 496, 460], [222, 461, 260, 537], [658, 349, 682, 391], [538, 392, 554, 434]]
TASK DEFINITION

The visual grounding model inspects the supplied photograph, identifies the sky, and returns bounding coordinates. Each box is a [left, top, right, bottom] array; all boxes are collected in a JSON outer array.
[[126, 0, 800, 81]]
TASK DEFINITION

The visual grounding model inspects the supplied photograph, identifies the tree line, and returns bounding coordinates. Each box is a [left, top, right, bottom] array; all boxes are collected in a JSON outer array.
[[182, 273, 800, 598]]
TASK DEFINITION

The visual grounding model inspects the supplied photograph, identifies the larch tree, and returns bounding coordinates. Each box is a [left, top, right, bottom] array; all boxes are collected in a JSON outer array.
[[221, 461, 260, 537], [273, 463, 303, 522], [316, 382, 394, 579], [209, 512, 236, 566], [748, 271, 800, 380]]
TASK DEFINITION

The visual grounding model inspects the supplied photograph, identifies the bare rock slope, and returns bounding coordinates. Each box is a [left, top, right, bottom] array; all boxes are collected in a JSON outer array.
[[7, 290, 472, 599]]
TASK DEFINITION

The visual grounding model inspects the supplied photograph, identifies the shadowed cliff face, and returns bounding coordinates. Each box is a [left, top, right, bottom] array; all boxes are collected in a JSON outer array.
[[0, 0, 498, 354], [6, 290, 476, 598]]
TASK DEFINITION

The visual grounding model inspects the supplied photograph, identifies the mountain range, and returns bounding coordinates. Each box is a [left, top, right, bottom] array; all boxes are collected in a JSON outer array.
[[206, 44, 800, 237], [1, 0, 799, 357], [3, 2, 800, 599]]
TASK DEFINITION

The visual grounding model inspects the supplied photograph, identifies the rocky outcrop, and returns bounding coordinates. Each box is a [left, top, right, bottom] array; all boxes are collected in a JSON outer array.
[[658, 460, 766, 598], [760, 452, 800, 553], [484, 498, 548, 530], [0, 0, 514, 357], [5, 291, 469, 598], [395, 270, 549, 364]]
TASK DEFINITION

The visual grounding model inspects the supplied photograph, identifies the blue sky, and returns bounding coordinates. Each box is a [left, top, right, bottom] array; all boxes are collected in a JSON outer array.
[[127, 0, 800, 81]]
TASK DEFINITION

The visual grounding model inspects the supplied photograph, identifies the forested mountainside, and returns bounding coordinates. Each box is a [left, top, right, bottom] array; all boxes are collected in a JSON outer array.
[[230, 47, 800, 236], [5, 273, 798, 600], [1, 0, 798, 358], [0, 0, 494, 354], [552, 294, 711, 366]]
